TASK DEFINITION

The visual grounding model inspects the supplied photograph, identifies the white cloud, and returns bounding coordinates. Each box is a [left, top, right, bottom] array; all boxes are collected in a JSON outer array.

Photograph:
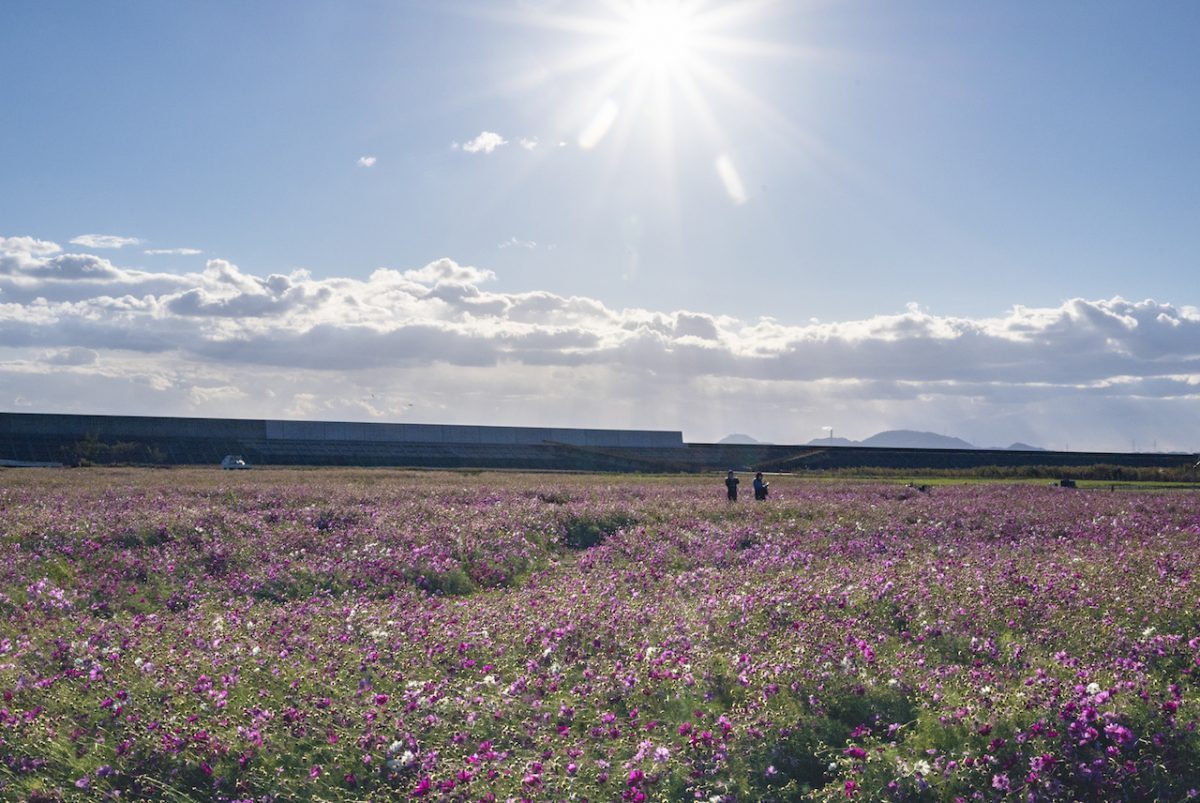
[[519, 137, 538, 151], [401, 257, 495, 287], [69, 234, 142, 249], [145, 248, 204, 256], [1, 236, 61, 257], [1, 233, 1198, 451], [188, 384, 248, 405], [499, 236, 537, 250], [43, 347, 99, 366], [0, 251, 125, 281], [285, 392, 320, 418], [460, 132, 508, 154], [357, 155, 377, 167]]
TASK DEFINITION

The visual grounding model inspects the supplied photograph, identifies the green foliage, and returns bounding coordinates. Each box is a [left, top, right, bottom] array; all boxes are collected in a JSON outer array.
[[414, 566, 477, 596], [559, 510, 639, 549], [113, 525, 174, 549], [252, 568, 333, 602]]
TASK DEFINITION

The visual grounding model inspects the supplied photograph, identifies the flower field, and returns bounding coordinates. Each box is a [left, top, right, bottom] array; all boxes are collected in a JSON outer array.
[[2, 468, 1199, 801]]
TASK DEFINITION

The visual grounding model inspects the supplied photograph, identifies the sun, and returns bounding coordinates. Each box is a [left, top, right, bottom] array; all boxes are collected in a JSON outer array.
[[620, 2, 699, 74], [495, 0, 798, 205]]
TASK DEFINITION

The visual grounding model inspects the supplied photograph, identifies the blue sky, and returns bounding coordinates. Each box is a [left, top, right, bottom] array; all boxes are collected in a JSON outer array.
[[2, 1, 1198, 450]]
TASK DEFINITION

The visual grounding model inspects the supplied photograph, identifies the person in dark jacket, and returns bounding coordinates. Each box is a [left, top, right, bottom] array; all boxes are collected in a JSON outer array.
[[725, 470, 740, 501]]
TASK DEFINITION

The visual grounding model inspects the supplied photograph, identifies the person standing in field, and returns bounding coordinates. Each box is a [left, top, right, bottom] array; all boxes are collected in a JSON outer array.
[[753, 472, 768, 500], [725, 470, 740, 501]]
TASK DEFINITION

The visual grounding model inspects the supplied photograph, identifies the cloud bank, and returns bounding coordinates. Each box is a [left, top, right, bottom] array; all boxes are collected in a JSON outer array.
[[1, 235, 1197, 451]]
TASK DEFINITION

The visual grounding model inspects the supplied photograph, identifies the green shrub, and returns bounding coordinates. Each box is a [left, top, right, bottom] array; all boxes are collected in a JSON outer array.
[[416, 567, 476, 596], [560, 511, 638, 549]]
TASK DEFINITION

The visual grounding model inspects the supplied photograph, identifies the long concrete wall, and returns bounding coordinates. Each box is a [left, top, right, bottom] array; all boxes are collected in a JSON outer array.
[[262, 420, 681, 447], [3, 412, 1191, 473], [0, 412, 685, 449], [0, 413, 267, 439]]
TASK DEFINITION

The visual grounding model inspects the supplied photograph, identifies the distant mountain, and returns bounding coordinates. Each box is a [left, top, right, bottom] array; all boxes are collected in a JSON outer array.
[[718, 433, 764, 445], [809, 436, 858, 447], [806, 429, 979, 450], [794, 430, 1050, 450], [859, 430, 977, 449]]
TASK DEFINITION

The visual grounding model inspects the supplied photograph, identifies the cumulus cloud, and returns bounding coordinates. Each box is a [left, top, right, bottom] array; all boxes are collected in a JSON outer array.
[[357, 155, 377, 167], [33, 253, 127, 280], [459, 131, 507, 154], [1, 236, 61, 257], [401, 258, 496, 287], [673, 312, 721, 341], [1, 240, 51, 276], [69, 234, 142, 249], [499, 236, 537, 250], [1, 233, 1198, 450], [164, 260, 333, 318]]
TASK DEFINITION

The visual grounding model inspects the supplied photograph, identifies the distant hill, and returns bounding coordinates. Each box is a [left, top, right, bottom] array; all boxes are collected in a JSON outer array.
[[860, 430, 977, 449], [807, 429, 979, 450], [718, 433, 764, 445], [809, 436, 858, 447], [1004, 442, 1046, 452]]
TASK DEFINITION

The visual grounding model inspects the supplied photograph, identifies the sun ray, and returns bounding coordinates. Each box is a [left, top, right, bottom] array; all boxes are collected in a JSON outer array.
[[458, 0, 814, 217]]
